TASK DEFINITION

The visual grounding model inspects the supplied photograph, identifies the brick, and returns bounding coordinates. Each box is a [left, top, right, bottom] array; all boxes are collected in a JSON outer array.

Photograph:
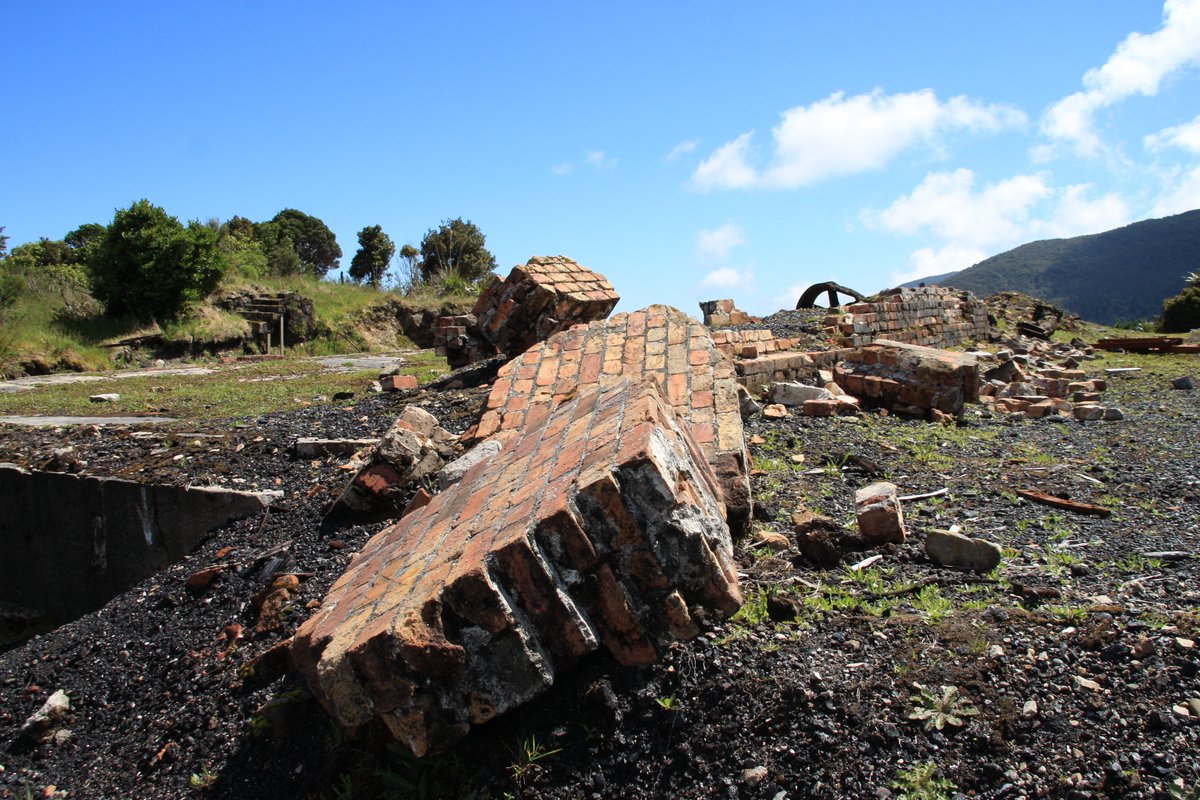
[[855, 481, 906, 545]]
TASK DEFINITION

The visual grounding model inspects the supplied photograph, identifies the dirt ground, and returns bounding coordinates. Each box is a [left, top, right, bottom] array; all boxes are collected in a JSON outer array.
[[0, 330, 1197, 800]]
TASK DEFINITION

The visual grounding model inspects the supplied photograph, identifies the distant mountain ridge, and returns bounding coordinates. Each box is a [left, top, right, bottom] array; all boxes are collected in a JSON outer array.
[[901, 209, 1200, 324]]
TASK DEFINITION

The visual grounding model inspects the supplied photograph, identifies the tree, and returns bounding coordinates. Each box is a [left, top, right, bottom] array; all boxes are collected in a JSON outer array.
[[0, 226, 8, 259], [395, 243, 421, 290], [87, 199, 226, 320], [64, 223, 105, 263], [417, 218, 497, 284], [348, 225, 396, 287], [256, 209, 341, 277]]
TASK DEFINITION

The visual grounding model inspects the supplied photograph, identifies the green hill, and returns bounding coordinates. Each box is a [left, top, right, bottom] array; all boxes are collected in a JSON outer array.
[[931, 209, 1200, 324]]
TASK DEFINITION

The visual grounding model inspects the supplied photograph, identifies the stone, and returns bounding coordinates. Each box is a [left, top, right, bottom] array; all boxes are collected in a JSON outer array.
[[792, 509, 862, 567], [291, 379, 741, 756], [89, 393, 120, 403], [380, 374, 418, 392], [762, 403, 789, 419], [802, 399, 838, 417], [437, 439, 505, 490], [924, 528, 1002, 573], [1171, 376, 1194, 390], [736, 384, 763, 419], [854, 482, 906, 544], [21, 689, 70, 742], [769, 381, 833, 407], [751, 529, 791, 551]]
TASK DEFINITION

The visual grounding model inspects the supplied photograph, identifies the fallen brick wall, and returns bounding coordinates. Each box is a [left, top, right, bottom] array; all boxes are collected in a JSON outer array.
[[823, 286, 989, 348], [437, 256, 619, 368], [293, 305, 749, 754], [468, 305, 751, 533], [291, 378, 741, 755]]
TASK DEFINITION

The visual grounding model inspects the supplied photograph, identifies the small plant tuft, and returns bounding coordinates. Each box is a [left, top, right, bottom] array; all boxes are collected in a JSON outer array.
[[907, 684, 980, 732], [892, 762, 957, 800]]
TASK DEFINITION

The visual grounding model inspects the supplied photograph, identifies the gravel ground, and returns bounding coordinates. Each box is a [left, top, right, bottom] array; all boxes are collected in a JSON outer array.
[[0, 338, 1198, 800]]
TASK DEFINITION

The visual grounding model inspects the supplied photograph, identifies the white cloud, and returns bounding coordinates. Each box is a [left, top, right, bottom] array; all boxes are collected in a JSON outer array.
[[690, 132, 757, 190], [1040, 184, 1130, 237], [1152, 165, 1200, 215], [773, 283, 809, 310], [867, 168, 1051, 250], [665, 139, 699, 161], [872, 171, 1131, 285], [1145, 113, 1200, 153], [584, 150, 618, 171], [696, 223, 746, 263], [892, 244, 990, 286], [690, 90, 1025, 191], [699, 267, 752, 290], [552, 150, 617, 176], [1041, 0, 1200, 156]]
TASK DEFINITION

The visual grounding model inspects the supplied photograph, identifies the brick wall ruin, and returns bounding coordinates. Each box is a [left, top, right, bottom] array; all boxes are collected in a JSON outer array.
[[292, 305, 748, 755], [823, 286, 989, 348]]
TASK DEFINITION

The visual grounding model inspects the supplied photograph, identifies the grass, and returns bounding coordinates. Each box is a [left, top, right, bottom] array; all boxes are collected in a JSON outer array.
[[0, 352, 448, 420]]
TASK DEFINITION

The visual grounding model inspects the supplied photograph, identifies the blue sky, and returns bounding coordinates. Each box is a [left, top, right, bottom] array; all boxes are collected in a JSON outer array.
[[4, 1, 1200, 316]]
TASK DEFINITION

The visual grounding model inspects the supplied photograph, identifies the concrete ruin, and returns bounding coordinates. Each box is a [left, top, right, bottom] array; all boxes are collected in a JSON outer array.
[[435, 256, 620, 368], [292, 305, 748, 754], [0, 465, 279, 619]]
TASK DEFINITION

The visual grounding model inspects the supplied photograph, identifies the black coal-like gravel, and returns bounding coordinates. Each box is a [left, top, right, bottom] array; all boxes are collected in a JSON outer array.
[[0, 343, 1198, 800]]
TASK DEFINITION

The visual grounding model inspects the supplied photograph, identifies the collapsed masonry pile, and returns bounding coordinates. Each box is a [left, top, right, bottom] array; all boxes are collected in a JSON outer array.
[[293, 305, 748, 755], [434, 256, 620, 368], [978, 341, 1123, 421], [823, 286, 990, 348], [708, 295, 1126, 422]]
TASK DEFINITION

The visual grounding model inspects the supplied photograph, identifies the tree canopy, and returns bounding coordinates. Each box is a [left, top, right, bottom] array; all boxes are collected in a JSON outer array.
[[349, 225, 396, 287], [256, 209, 341, 277], [417, 218, 497, 284], [87, 199, 225, 320]]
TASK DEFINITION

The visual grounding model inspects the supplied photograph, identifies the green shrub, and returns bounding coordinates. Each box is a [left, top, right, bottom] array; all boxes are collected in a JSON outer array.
[[1161, 285, 1200, 333], [87, 199, 226, 321]]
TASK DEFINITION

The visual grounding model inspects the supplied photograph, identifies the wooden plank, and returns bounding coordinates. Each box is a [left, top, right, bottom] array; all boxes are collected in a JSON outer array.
[[1094, 337, 1182, 352], [1015, 488, 1111, 518]]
